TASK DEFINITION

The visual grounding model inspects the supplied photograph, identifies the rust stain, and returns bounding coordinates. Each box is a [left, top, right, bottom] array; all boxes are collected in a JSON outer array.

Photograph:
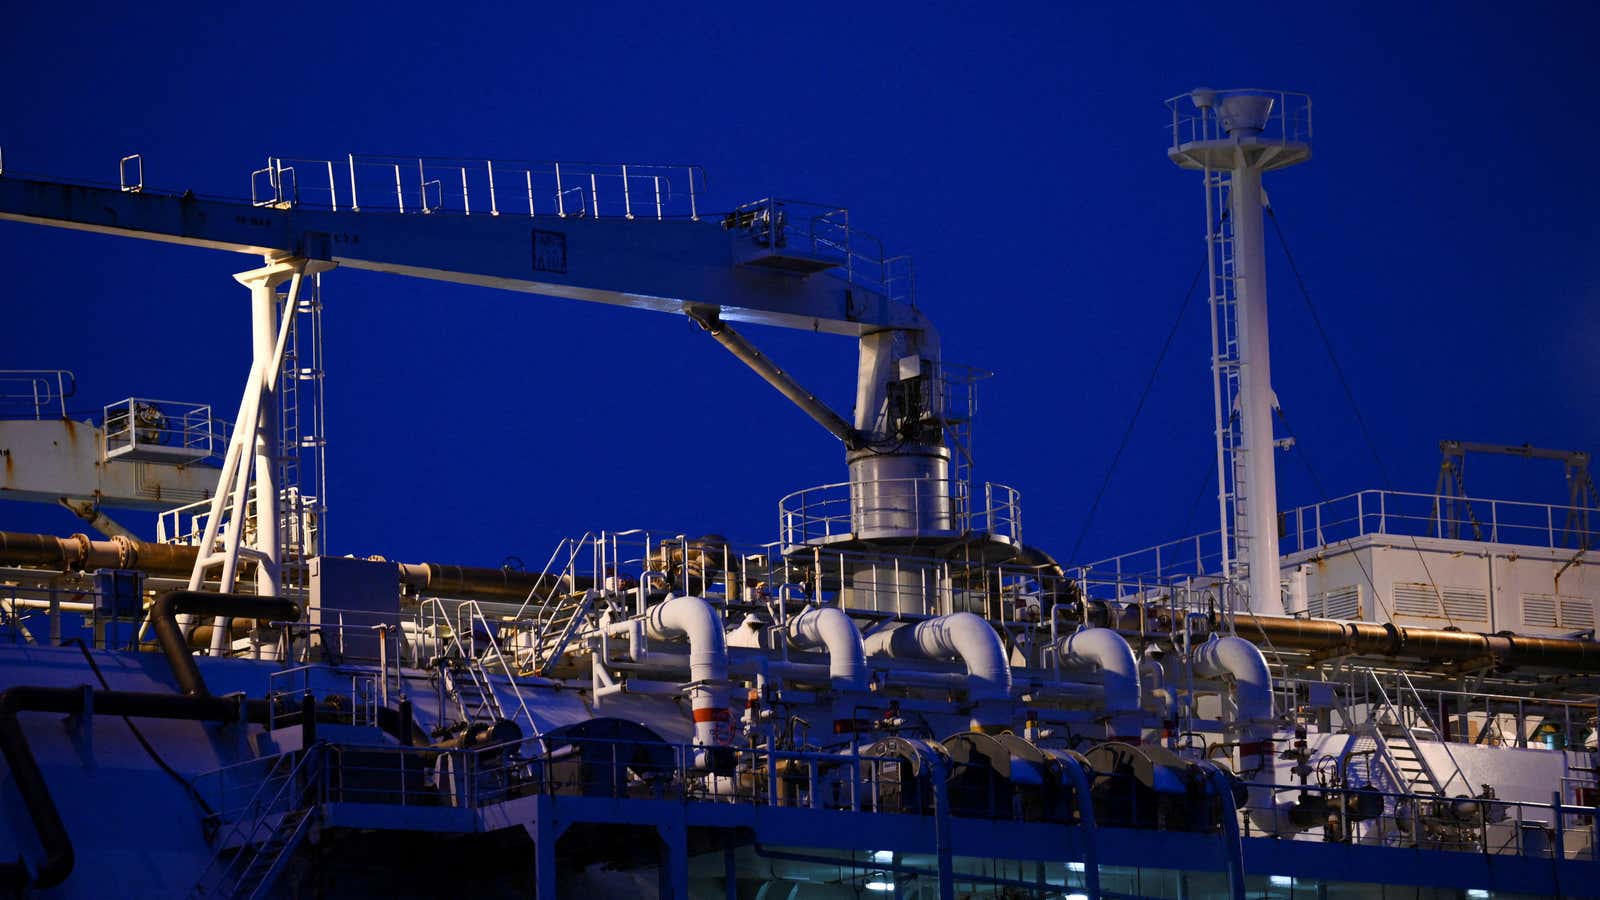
[[62, 419, 77, 448], [3, 451, 12, 488]]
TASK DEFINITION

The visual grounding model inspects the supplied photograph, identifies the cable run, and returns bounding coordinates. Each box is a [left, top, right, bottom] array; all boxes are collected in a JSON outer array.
[[1067, 254, 1207, 566]]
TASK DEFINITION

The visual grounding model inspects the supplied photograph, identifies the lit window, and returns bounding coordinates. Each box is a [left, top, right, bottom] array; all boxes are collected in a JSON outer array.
[[864, 881, 895, 892]]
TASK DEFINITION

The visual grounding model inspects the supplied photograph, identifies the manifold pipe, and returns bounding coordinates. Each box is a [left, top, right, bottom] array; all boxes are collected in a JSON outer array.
[[787, 606, 869, 693], [645, 595, 731, 752], [862, 612, 1012, 731], [1055, 627, 1140, 741], [1190, 634, 1294, 836], [150, 591, 301, 696], [788, 606, 870, 735]]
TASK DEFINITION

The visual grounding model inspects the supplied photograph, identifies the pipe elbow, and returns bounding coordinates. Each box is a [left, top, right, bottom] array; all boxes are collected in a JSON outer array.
[[1192, 635, 1273, 726], [1059, 627, 1141, 714], [865, 612, 1012, 702], [788, 606, 868, 693], [645, 595, 728, 684]]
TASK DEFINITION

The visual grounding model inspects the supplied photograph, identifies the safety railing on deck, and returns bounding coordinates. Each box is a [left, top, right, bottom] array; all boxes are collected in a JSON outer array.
[[249, 155, 707, 221], [1239, 779, 1597, 861], [220, 732, 1599, 866], [1082, 489, 1600, 584], [0, 370, 75, 420], [1279, 668, 1600, 752], [778, 478, 1022, 547]]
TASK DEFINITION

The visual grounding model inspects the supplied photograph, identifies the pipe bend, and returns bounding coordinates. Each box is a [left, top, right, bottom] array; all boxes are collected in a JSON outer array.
[[788, 606, 868, 693], [1191, 634, 1273, 726], [644, 594, 728, 685], [863, 612, 1012, 702], [1057, 627, 1141, 715]]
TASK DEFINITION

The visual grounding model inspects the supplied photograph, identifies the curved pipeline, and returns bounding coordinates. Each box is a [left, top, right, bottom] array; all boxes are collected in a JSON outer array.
[[0, 686, 271, 890], [1190, 634, 1293, 835], [787, 606, 869, 693], [1057, 627, 1140, 714], [863, 612, 1012, 728], [150, 591, 301, 696], [645, 595, 731, 754]]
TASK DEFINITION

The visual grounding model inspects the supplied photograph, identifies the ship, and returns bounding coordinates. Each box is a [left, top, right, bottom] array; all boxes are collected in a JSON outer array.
[[0, 88, 1595, 899]]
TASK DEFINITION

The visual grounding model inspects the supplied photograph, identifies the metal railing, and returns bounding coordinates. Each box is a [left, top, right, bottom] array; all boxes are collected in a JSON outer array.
[[1280, 668, 1600, 752], [1083, 489, 1600, 584], [210, 732, 1600, 867], [102, 397, 220, 462], [248, 154, 706, 221], [0, 369, 75, 420], [1239, 779, 1596, 861], [1166, 88, 1313, 151], [725, 197, 913, 303], [778, 478, 1022, 547]]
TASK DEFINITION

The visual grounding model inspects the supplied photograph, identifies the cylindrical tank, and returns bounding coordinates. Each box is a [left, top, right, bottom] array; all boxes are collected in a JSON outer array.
[[846, 445, 955, 540]]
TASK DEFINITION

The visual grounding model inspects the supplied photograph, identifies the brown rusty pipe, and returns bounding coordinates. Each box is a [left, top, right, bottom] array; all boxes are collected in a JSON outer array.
[[1233, 613, 1600, 672], [0, 531, 573, 603]]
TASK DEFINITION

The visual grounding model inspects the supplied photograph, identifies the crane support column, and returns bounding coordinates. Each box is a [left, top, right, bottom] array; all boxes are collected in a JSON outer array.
[[244, 265, 284, 601]]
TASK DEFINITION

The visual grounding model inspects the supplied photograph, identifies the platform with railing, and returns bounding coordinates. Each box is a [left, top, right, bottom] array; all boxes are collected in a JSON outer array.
[[1081, 489, 1599, 586]]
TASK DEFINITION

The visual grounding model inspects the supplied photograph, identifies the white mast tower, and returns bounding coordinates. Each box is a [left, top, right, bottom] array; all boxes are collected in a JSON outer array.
[[1167, 88, 1312, 619]]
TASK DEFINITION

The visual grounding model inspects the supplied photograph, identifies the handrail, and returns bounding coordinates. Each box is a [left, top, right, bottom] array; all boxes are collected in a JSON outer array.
[[194, 743, 321, 896], [0, 370, 76, 420], [1081, 488, 1600, 579]]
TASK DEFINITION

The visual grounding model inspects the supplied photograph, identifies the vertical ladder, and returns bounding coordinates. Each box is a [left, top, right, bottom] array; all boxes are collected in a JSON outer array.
[[1205, 165, 1247, 626], [275, 273, 328, 593]]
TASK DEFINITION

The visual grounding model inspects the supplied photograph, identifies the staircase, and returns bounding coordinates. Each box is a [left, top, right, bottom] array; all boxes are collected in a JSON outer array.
[[528, 589, 599, 677], [1343, 669, 1471, 801], [420, 598, 537, 734], [191, 746, 322, 899]]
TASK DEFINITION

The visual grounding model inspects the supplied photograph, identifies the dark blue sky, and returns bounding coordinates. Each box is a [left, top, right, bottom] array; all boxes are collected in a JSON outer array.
[[2, 2, 1597, 569]]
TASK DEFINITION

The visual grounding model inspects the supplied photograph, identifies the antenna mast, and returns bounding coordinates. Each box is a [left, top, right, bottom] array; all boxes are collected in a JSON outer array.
[[1167, 88, 1312, 619]]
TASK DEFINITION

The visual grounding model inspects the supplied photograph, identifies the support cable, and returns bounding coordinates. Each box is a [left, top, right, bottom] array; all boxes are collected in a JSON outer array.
[[1266, 207, 1456, 631], [1068, 254, 1207, 566]]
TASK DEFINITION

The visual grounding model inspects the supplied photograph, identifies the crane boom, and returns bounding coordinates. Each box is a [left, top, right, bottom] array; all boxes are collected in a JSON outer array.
[[0, 173, 929, 336]]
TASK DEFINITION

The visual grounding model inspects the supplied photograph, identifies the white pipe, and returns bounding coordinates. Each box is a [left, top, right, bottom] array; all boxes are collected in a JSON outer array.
[[1056, 627, 1140, 714], [1140, 649, 1177, 720], [862, 612, 1011, 728], [645, 595, 730, 752], [1191, 634, 1293, 834], [787, 606, 868, 693], [1057, 626, 1141, 741]]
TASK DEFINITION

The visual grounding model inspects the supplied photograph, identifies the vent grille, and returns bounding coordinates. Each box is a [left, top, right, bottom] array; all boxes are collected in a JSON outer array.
[[1441, 587, 1490, 625], [1523, 594, 1560, 628], [1393, 583, 1444, 619], [1317, 585, 1361, 620], [1523, 593, 1595, 630]]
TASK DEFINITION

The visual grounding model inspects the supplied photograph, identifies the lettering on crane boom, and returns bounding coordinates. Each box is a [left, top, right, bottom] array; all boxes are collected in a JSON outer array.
[[532, 229, 567, 274]]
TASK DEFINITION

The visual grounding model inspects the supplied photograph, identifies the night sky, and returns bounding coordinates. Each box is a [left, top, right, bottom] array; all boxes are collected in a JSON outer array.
[[2, 2, 1596, 571]]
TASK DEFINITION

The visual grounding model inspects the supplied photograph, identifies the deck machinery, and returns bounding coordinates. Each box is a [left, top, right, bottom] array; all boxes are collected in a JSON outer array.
[[0, 89, 1596, 899]]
